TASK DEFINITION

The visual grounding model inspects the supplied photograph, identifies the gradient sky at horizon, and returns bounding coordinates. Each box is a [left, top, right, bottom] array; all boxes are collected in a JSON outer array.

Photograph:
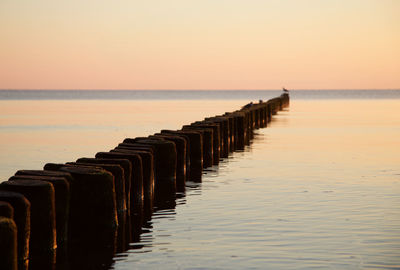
[[0, 0, 399, 90]]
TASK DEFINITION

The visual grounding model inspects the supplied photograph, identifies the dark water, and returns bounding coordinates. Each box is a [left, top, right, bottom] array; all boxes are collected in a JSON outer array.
[[1, 90, 399, 269]]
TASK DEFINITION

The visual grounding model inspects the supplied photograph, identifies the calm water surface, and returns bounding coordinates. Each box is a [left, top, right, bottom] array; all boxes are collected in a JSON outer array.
[[0, 91, 399, 269]]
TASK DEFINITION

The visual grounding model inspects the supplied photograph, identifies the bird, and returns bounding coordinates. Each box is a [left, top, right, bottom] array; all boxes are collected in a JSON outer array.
[[282, 87, 289, 93]]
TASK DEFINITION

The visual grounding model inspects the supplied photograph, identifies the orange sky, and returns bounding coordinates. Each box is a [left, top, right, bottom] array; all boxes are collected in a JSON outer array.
[[0, 0, 399, 90]]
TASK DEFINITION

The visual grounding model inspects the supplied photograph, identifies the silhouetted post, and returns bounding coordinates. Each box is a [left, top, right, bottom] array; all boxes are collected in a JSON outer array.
[[0, 201, 14, 218], [0, 180, 56, 270], [0, 191, 30, 270], [76, 157, 131, 248], [94, 152, 143, 241], [224, 112, 246, 150], [114, 144, 156, 213], [123, 138, 176, 204], [151, 134, 187, 193], [224, 115, 235, 151], [204, 117, 229, 158], [160, 130, 202, 182], [281, 93, 290, 107], [191, 122, 220, 165], [0, 216, 18, 270], [182, 125, 213, 168], [43, 164, 118, 241], [9, 175, 70, 250], [66, 162, 126, 252], [111, 148, 154, 219], [43, 164, 118, 270]]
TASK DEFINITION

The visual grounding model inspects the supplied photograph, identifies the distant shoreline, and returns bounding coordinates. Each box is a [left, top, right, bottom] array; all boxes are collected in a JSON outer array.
[[0, 89, 399, 91], [1, 89, 399, 100]]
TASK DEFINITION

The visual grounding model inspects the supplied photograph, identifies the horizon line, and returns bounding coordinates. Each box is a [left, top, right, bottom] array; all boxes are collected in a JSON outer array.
[[1, 88, 400, 91]]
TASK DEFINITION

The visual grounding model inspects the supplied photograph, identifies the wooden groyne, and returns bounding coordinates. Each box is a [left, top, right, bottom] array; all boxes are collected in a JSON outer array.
[[0, 93, 289, 270]]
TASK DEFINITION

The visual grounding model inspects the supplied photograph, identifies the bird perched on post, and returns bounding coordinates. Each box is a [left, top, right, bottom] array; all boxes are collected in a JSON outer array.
[[282, 87, 289, 93]]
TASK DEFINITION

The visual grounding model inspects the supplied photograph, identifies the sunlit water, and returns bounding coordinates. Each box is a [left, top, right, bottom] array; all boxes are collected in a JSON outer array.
[[1, 91, 399, 269]]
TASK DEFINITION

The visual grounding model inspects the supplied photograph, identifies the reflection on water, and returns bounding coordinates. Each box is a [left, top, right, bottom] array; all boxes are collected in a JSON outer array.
[[111, 140, 267, 269], [1, 98, 400, 269], [0, 99, 250, 181], [112, 100, 400, 269]]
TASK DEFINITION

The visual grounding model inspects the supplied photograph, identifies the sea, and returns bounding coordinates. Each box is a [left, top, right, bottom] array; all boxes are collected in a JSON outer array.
[[0, 90, 399, 269]]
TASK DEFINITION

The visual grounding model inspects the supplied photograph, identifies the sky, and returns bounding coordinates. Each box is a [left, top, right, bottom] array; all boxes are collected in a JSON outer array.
[[0, 0, 399, 90]]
